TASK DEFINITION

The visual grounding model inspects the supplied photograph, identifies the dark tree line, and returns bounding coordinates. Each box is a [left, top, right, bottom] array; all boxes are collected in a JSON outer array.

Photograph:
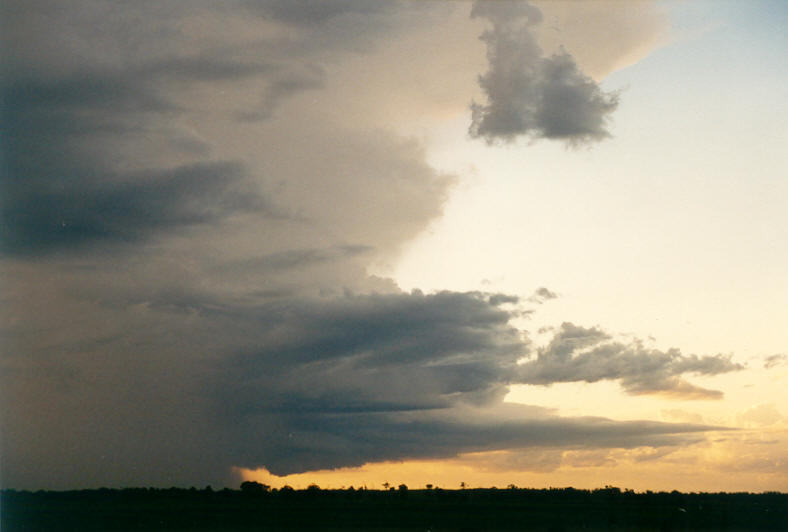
[[3, 484, 786, 531]]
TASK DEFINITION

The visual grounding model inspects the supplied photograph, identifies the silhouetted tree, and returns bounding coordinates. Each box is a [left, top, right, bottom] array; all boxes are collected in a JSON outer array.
[[240, 481, 270, 494]]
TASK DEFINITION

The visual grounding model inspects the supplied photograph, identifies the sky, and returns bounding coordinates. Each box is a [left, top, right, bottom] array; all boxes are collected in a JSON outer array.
[[1, 0, 786, 492]]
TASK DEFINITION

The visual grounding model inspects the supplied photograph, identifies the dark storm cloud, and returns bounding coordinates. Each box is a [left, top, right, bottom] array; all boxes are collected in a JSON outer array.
[[1, 75, 173, 180], [469, 0, 619, 144], [517, 323, 744, 399], [1, 288, 729, 487], [191, 291, 722, 476], [0, 57, 287, 256], [1, 161, 265, 255], [164, 291, 725, 476], [1, 71, 271, 255], [0, 0, 439, 257], [3, 75, 173, 116], [0, 290, 510, 487], [237, 408, 715, 476], [1, 60, 271, 126], [216, 291, 523, 370]]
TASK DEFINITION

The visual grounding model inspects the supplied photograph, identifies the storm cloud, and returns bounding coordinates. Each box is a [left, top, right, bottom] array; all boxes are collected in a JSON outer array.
[[2, 289, 726, 487], [0, 49, 281, 255], [469, 0, 619, 144], [0, 160, 268, 255], [1, 0, 739, 490], [208, 293, 724, 475]]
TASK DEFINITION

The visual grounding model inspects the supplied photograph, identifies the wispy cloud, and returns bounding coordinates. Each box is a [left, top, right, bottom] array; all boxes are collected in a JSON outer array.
[[764, 354, 787, 369]]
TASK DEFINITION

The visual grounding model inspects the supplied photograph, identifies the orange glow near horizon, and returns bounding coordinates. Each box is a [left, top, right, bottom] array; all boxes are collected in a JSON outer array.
[[236, 434, 788, 493]]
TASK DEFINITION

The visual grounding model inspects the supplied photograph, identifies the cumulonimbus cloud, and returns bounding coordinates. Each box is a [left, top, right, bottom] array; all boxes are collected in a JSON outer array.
[[1, 0, 740, 490], [469, 0, 619, 145]]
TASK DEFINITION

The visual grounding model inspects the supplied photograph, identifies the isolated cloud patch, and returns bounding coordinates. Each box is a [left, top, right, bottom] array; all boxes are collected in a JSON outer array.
[[518, 323, 744, 399], [469, 0, 619, 144], [528, 286, 558, 304], [763, 354, 787, 369]]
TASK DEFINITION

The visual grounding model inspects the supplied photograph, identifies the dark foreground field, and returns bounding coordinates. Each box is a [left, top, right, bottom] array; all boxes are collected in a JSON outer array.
[[3, 485, 786, 531]]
